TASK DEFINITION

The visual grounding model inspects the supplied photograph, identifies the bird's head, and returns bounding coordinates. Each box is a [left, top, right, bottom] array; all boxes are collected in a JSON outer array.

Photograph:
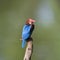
[[26, 18, 35, 25]]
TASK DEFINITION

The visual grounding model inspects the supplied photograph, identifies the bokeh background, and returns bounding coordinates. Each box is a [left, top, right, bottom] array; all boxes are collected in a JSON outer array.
[[0, 0, 60, 60]]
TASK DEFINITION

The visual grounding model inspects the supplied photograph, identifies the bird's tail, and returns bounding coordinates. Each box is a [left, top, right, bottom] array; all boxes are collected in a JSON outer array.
[[22, 39, 26, 48]]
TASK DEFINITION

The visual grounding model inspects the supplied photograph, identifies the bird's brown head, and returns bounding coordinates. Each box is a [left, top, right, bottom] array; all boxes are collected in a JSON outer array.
[[26, 18, 35, 25]]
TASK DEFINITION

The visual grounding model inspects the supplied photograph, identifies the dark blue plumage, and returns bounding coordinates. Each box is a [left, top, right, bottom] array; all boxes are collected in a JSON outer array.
[[22, 24, 34, 48]]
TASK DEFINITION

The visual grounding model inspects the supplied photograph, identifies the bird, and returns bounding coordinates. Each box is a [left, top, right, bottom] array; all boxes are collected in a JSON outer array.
[[21, 18, 35, 48]]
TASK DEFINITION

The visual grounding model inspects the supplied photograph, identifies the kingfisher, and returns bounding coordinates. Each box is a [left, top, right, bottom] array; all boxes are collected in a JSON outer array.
[[21, 18, 35, 48]]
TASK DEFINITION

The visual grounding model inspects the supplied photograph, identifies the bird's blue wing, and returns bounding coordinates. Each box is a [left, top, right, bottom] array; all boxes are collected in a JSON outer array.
[[22, 25, 31, 48], [22, 25, 31, 40]]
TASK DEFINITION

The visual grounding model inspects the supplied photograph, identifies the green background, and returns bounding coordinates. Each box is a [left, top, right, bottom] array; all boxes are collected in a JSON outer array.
[[0, 0, 60, 60]]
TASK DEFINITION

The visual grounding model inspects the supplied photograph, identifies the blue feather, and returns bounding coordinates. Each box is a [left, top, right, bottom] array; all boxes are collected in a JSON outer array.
[[22, 25, 31, 48]]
